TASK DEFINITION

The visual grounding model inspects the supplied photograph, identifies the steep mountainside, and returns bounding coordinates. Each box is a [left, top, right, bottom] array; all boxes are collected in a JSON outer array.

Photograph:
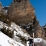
[[0, 0, 46, 46], [0, 0, 45, 39]]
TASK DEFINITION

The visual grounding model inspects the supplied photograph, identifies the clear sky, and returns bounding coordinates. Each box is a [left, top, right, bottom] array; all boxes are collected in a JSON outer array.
[[0, 0, 46, 26]]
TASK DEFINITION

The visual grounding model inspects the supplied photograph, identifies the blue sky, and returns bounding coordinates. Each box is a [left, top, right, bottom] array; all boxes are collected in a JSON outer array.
[[0, 0, 46, 26]]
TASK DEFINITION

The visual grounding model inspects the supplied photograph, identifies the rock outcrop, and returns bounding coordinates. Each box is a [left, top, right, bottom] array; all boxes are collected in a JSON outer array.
[[8, 0, 35, 25], [0, 2, 9, 15]]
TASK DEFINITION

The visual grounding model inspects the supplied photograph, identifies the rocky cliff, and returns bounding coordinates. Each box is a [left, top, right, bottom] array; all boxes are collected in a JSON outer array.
[[7, 0, 45, 38], [0, 0, 46, 41], [8, 0, 35, 25]]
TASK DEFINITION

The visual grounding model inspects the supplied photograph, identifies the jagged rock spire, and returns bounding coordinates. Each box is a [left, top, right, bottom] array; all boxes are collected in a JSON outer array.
[[8, 0, 35, 25]]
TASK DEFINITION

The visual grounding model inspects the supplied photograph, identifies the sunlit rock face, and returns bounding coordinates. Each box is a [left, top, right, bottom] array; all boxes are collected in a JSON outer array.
[[8, 0, 35, 25]]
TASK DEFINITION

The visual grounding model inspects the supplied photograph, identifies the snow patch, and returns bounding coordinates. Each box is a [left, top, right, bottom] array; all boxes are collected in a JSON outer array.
[[0, 32, 24, 46]]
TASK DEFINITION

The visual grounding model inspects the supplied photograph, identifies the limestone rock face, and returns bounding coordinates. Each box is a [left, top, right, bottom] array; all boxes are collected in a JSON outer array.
[[8, 0, 35, 25]]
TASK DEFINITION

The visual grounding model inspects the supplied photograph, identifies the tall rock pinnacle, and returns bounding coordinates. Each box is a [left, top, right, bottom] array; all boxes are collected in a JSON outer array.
[[8, 0, 35, 25]]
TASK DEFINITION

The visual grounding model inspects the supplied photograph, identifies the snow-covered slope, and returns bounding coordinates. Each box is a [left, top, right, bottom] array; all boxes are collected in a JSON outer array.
[[0, 21, 46, 46], [0, 31, 24, 46], [0, 21, 31, 45], [11, 22, 31, 40], [0, 21, 31, 38]]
